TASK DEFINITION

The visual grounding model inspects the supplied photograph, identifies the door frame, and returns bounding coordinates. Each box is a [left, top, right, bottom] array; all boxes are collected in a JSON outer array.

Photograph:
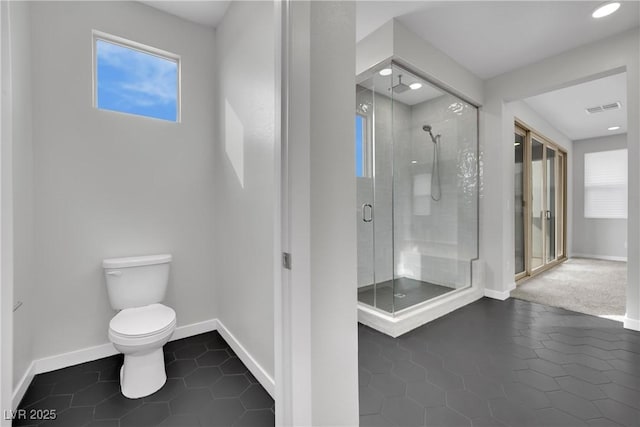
[[514, 124, 528, 281], [515, 118, 568, 282]]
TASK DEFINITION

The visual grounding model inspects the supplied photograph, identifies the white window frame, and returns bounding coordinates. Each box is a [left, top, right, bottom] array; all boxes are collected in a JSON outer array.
[[91, 30, 182, 122], [584, 148, 628, 219]]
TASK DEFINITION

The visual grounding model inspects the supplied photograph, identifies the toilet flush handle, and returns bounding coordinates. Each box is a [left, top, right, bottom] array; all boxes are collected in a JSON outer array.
[[106, 270, 122, 277]]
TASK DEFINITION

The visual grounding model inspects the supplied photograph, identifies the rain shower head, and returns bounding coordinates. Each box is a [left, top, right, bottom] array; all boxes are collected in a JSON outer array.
[[392, 75, 411, 94]]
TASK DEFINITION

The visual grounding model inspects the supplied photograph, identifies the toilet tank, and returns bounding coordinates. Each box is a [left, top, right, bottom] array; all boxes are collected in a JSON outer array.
[[103, 254, 172, 310]]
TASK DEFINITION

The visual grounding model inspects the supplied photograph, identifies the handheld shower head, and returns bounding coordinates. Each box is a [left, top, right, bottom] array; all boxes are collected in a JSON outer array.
[[422, 125, 439, 143], [424, 125, 442, 201]]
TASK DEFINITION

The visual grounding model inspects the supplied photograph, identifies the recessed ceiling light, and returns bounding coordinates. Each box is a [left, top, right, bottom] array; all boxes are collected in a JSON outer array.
[[411, 160, 418, 164], [592, 2, 620, 18], [608, 126, 621, 131], [379, 68, 392, 76], [409, 83, 422, 90]]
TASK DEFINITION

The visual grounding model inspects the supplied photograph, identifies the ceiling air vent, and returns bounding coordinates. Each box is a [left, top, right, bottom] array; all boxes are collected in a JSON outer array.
[[602, 101, 622, 111], [586, 101, 621, 114]]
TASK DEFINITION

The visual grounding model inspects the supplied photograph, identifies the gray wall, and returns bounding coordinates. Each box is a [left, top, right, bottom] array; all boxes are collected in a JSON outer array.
[[572, 133, 627, 260], [9, 1, 35, 389], [214, 1, 275, 380], [30, 1, 217, 359]]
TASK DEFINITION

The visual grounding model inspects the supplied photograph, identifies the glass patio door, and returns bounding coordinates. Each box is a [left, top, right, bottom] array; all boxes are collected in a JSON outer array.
[[546, 145, 557, 264], [531, 137, 545, 271], [514, 124, 566, 280]]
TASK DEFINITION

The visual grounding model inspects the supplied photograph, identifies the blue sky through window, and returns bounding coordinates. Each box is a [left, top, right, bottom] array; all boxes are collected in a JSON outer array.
[[96, 39, 178, 121], [355, 115, 364, 177]]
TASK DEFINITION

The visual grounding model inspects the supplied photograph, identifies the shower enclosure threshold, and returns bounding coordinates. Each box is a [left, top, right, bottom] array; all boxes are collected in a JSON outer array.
[[358, 285, 484, 337]]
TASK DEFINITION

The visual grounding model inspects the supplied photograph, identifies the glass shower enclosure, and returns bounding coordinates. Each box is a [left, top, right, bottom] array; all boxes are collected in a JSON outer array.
[[356, 62, 478, 315]]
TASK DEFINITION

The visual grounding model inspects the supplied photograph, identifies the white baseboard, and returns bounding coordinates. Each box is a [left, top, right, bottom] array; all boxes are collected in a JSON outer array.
[[33, 342, 119, 377], [12, 362, 36, 411], [30, 318, 220, 378], [216, 319, 275, 398], [624, 316, 640, 331], [12, 317, 275, 409], [572, 253, 627, 262], [171, 318, 218, 341], [484, 282, 516, 301]]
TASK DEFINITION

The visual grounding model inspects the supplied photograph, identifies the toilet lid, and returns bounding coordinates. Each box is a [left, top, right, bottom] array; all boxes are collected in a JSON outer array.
[[110, 303, 176, 337]]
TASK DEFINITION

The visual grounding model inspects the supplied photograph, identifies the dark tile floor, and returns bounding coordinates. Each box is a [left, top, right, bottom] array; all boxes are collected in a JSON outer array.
[[359, 297, 640, 427], [16, 331, 274, 427], [358, 277, 455, 312]]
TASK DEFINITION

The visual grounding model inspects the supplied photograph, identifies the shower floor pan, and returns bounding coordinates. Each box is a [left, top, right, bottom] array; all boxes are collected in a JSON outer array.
[[357, 261, 484, 337], [357, 277, 454, 313]]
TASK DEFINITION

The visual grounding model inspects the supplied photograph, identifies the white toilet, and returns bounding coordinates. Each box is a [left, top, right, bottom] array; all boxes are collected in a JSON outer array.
[[103, 254, 176, 399]]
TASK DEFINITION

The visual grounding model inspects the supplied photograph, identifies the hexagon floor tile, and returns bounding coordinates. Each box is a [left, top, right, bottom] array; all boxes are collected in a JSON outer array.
[[14, 298, 640, 427], [16, 331, 274, 426], [359, 297, 640, 427]]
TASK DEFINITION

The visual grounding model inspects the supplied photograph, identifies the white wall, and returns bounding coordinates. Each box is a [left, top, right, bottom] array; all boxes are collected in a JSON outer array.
[[287, 1, 359, 425], [357, 19, 483, 106], [214, 0, 275, 382], [29, 1, 217, 360], [8, 1, 35, 392], [392, 20, 483, 106], [309, 2, 358, 424], [0, 0, 15, 421], [572, 133, 627, 260], [483, 29, 639, 329]]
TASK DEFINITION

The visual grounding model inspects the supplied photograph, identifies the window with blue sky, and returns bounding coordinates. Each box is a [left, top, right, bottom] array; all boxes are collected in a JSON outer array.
[[355, 114, 365, 177], [95, 36, 179, 121]]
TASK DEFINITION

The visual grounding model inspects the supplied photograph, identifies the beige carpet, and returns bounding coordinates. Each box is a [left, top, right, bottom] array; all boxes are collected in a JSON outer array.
[[511, 257, 626, 317]]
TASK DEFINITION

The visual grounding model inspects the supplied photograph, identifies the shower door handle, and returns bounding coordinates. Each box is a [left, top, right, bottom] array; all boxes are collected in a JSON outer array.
[[362, 203, 373, 223]]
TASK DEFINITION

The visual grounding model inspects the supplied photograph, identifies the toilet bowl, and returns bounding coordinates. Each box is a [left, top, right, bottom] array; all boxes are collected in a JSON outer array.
[[103, 254, 175, 399], [109, 303, 176, 398]]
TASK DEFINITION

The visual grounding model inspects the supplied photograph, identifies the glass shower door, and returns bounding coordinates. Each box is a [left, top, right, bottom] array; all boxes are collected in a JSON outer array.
[[356, 61, 479, 315], [355, 73, 394, 313], [355, 98, 375, 305]]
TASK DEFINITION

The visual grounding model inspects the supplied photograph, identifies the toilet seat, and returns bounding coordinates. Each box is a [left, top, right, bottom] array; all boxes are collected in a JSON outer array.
[[109, 303, 176, 338], [107, 303, 176, 399]]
